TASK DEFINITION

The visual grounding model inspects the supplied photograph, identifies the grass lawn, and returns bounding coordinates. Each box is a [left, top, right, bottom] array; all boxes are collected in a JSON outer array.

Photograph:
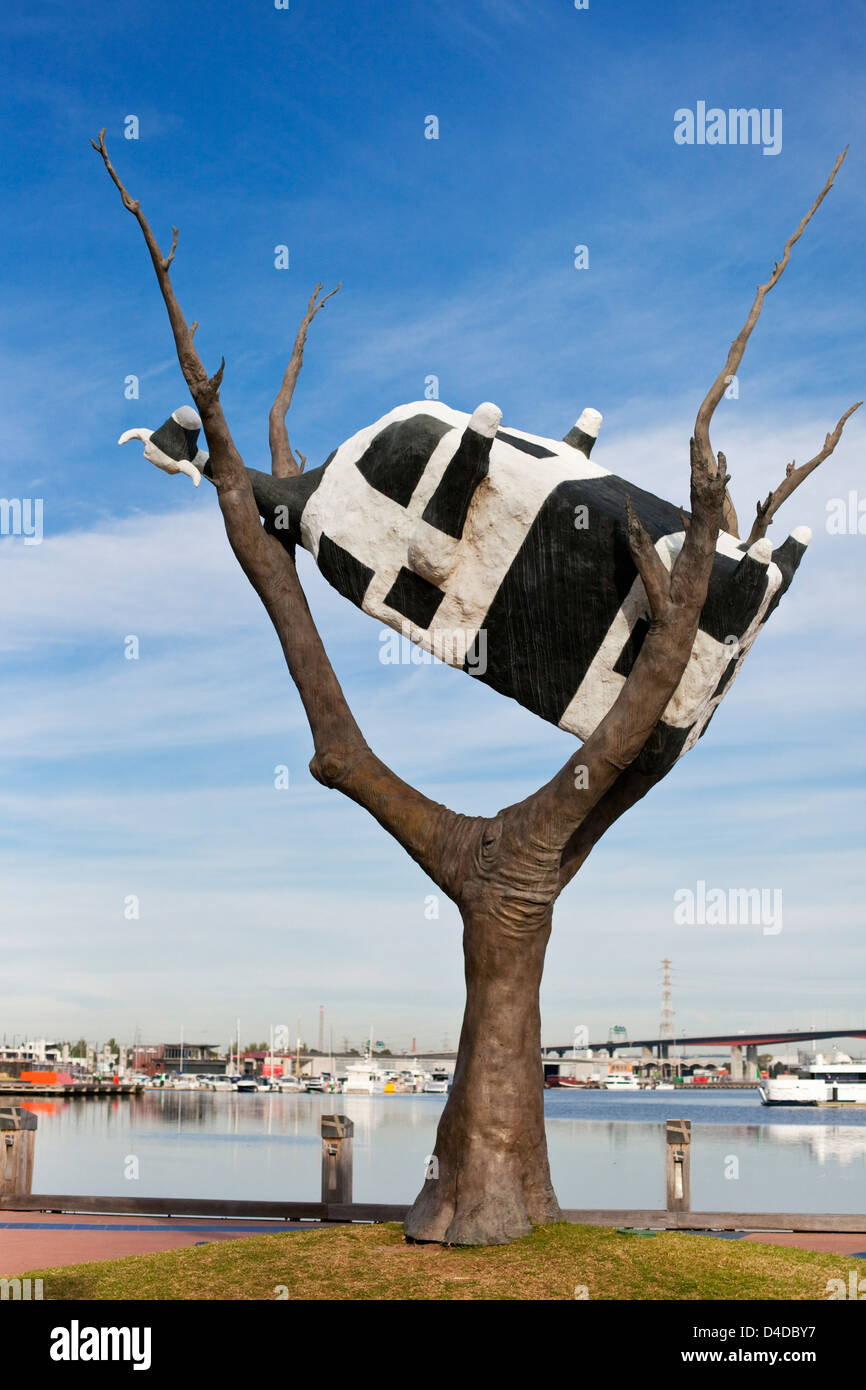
[[25, 1222, 854, 1301]]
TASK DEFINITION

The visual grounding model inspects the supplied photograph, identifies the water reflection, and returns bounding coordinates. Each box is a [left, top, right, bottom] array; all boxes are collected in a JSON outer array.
[[27, 1090, 866, 1213], [765, 1123, 866, 1165]]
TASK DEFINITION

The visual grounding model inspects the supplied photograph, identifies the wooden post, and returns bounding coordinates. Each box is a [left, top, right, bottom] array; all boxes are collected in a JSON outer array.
[[321, 1114, 353, 1205], [0, 1107, 37, 1197], [665, 1118, 691, 1212]]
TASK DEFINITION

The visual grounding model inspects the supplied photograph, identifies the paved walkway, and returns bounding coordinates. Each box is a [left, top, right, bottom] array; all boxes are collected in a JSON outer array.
[[0, 1211, 309, 1276], [2, 1212, 865, 1279], [694, 1230, 866, 1257]]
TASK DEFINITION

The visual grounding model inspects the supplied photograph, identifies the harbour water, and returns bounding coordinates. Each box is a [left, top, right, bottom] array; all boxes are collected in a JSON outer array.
[[26, 1089, 866, 1213]]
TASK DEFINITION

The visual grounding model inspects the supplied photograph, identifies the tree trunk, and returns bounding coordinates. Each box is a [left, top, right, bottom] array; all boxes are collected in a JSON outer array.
[[404, 903, 562, 1245]]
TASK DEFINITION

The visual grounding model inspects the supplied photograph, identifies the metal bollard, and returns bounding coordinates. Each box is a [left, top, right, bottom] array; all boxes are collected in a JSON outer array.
[[665, 1117, 691, 1212], [0, 1107, 38, 1198], [321, 1115, 354, 1206]]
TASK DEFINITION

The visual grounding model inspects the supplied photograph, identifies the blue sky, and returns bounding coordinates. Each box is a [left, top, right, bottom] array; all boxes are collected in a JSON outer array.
[[1, 0, 864, 1053]]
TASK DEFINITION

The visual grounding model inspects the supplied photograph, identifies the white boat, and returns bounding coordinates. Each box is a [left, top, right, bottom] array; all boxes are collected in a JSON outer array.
[[423, 1068, 451, 1094], [235, 1076, 269, 1093], [759, 1052, 866, 1106], [273, 1076, 304, 1092], [397, 1068, 427, 1092], [344, 1053, 386, 1094], [603, 1073, 641, 1090]]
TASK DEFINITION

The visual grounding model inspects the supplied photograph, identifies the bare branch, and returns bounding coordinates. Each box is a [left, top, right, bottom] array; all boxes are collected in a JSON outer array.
[[669, 438, 729, 605], [269, 280, 341, 477], [745, 401, 862, 545], [559, 763, 662, 889], [92, 134, 458, 891], [624, 495, 671, 619], [509, 450, 727, 858], [189, 321, 199, 339], [511, 378, 731, 853], [721, 484, 739, 537], [518, 156, 850, 870], [531, 145, 851, 874], [90, 129, 231, 428], [163, 226, 179, 271], [208, 357, 226, 396], [694, 148, 848, 471]]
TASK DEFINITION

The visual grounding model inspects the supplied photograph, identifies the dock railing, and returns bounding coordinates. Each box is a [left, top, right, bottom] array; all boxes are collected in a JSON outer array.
[[1, 1109, 863, 1233]]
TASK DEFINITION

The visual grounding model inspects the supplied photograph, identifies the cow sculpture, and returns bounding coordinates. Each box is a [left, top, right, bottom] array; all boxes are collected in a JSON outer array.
[[120, 401, 809, 775]]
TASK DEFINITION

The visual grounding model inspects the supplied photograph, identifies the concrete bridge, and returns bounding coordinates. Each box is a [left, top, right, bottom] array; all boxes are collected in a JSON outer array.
[[542, 1028, 866, 1080]]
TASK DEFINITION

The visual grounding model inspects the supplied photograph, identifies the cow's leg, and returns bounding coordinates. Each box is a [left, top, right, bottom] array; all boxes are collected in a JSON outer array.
[[408, 402, 501, 587]]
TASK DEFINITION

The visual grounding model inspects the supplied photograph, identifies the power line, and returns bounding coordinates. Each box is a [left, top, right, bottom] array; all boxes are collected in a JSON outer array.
[[659, 957, 675, 1049]]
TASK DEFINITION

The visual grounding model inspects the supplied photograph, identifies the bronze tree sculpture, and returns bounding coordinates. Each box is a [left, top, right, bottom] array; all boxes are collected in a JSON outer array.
[[93, 132, 858, 1245]]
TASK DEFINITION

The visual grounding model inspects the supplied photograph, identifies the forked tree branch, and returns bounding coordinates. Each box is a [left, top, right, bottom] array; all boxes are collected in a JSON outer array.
[[694, 147, 848, 478], [269, 281, 341, 477], [551, 157, 856, 886], [745, 400, 862, 546], [519, 155, 847, 874], [624, 496, 672, 620], [90, 130, 237, 466], [515, 427, 729, 858], [559, 763, 663, 888], [91, 131, 462, 894], [721, 488, 739, 537]]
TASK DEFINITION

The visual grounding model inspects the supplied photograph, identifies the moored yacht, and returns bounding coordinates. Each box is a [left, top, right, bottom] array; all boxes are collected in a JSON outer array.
[[422, 1068, 451, 1094], [759, 1052, 866, 1106], [196, 1075, 234, 1091], [397, 1068, 427, 1092], [273, 1075, 304, 1092], [344, 1052, 387, 1094], [603, 1072, 641, 1090], [235, 1075, 269, 1092]]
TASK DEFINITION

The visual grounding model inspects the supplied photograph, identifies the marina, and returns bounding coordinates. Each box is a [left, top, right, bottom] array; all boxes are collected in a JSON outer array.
[[19, 1088, 866, 1216], [0, 1079, 143, 1098]]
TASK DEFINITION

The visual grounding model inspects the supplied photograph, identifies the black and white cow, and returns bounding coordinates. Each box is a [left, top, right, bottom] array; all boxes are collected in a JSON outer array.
[[121, 402, 810, 775]]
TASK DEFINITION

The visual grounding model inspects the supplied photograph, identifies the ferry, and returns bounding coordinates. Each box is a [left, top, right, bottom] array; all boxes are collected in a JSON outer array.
[[759, 1052, 866, 1106]]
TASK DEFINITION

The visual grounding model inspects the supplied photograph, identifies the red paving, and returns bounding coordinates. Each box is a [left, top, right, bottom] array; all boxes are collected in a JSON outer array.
[[739, 1231, 866, 1256], [0, 1210, 310, 1276]]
